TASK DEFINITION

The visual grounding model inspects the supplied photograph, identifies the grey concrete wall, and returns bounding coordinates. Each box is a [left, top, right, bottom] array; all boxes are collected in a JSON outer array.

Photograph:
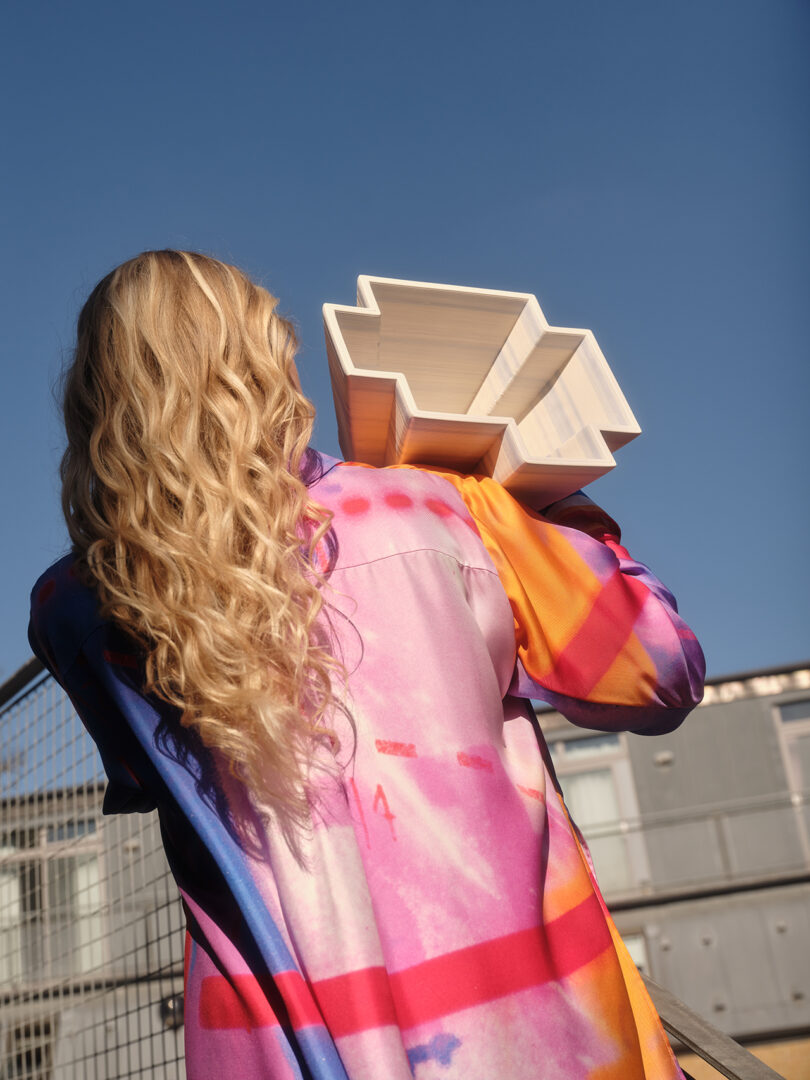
[[628, 697, 788, 811], [626, 695, 806, 886], [614, 883, 810, 1041]]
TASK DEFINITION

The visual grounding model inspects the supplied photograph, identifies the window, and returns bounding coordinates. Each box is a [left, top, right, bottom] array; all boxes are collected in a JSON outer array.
[[0, 815, 103, 985], [46, 818, 97, 843], [621, 932, 649, 974], [779, 699, 810, 790], [776, 698, 810, 860], [0, 849, 23, 983], [549, 731, 650, 895], [4, 1020, 53, 1080], [47, 852, 104, 973]]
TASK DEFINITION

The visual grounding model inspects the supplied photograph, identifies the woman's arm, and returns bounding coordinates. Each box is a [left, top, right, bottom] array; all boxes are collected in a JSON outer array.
[[430, 473, 705, 734]]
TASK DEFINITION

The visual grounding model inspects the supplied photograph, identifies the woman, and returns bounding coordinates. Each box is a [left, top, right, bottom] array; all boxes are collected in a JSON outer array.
[[29, 250, 705, 1079]]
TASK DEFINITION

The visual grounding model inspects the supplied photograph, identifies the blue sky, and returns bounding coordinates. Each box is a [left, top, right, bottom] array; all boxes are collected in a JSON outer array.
[[2, 0, 808, 682]]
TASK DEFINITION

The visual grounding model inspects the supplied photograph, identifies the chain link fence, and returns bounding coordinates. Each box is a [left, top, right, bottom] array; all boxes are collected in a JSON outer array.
[[1, 671, 185, 1080]]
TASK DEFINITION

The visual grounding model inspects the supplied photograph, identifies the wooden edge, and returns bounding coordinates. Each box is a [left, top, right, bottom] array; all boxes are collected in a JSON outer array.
[[356, 274, 537, 303]]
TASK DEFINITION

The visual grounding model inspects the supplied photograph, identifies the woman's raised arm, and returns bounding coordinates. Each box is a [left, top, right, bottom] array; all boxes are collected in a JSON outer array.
[[425, 471, 705, 735]]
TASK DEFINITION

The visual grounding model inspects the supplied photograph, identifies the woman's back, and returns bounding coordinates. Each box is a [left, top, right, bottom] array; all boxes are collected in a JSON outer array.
[[32, 452, 700, 1079]]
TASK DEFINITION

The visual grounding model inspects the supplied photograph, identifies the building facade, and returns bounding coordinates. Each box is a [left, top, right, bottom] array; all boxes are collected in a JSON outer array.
[[538, 660, 810, 1079]]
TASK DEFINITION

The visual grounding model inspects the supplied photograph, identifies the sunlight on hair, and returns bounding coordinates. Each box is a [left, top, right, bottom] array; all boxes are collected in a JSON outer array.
[[60, 250, 350, 851]]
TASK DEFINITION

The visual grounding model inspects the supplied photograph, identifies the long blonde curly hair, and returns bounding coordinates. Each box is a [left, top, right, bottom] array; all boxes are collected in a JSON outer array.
[[61, 250, 345, 838]]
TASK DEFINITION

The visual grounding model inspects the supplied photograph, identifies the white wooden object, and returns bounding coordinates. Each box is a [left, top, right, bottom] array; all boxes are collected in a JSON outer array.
[[323, 276, 640, 505]]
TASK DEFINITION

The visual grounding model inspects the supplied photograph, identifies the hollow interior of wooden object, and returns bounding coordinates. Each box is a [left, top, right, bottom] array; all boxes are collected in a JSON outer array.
[[333, 284, 635, 461]]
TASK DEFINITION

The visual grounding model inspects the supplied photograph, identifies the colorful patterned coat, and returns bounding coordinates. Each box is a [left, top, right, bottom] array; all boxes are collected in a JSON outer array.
[[29, 453, 705, 1079]]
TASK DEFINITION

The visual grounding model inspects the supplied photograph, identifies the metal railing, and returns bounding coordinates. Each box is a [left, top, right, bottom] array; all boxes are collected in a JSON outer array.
[[1, 662, 184, 1080], [643, 976, 785, 1080]]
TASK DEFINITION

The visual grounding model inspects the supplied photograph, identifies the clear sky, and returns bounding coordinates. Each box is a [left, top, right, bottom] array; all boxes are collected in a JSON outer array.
[[2, 0, 808, 682]]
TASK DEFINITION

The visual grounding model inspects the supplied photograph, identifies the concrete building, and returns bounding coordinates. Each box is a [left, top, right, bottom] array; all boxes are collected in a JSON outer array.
[[538, 660, 810, 1079]]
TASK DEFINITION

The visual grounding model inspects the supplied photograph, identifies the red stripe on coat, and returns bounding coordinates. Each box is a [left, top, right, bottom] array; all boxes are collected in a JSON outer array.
[[198, 892, 611, 1035], [544, 570, 648, 699]]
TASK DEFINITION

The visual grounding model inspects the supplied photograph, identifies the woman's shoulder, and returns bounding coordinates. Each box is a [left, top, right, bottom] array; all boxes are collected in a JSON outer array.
[[306, 455, 503, 579], [307, 450, 472, 501], [29, 554, 107, 677]]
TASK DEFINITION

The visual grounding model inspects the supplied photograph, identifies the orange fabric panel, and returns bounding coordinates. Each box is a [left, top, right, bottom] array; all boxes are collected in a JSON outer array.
[[401, 465, 658, 706]]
